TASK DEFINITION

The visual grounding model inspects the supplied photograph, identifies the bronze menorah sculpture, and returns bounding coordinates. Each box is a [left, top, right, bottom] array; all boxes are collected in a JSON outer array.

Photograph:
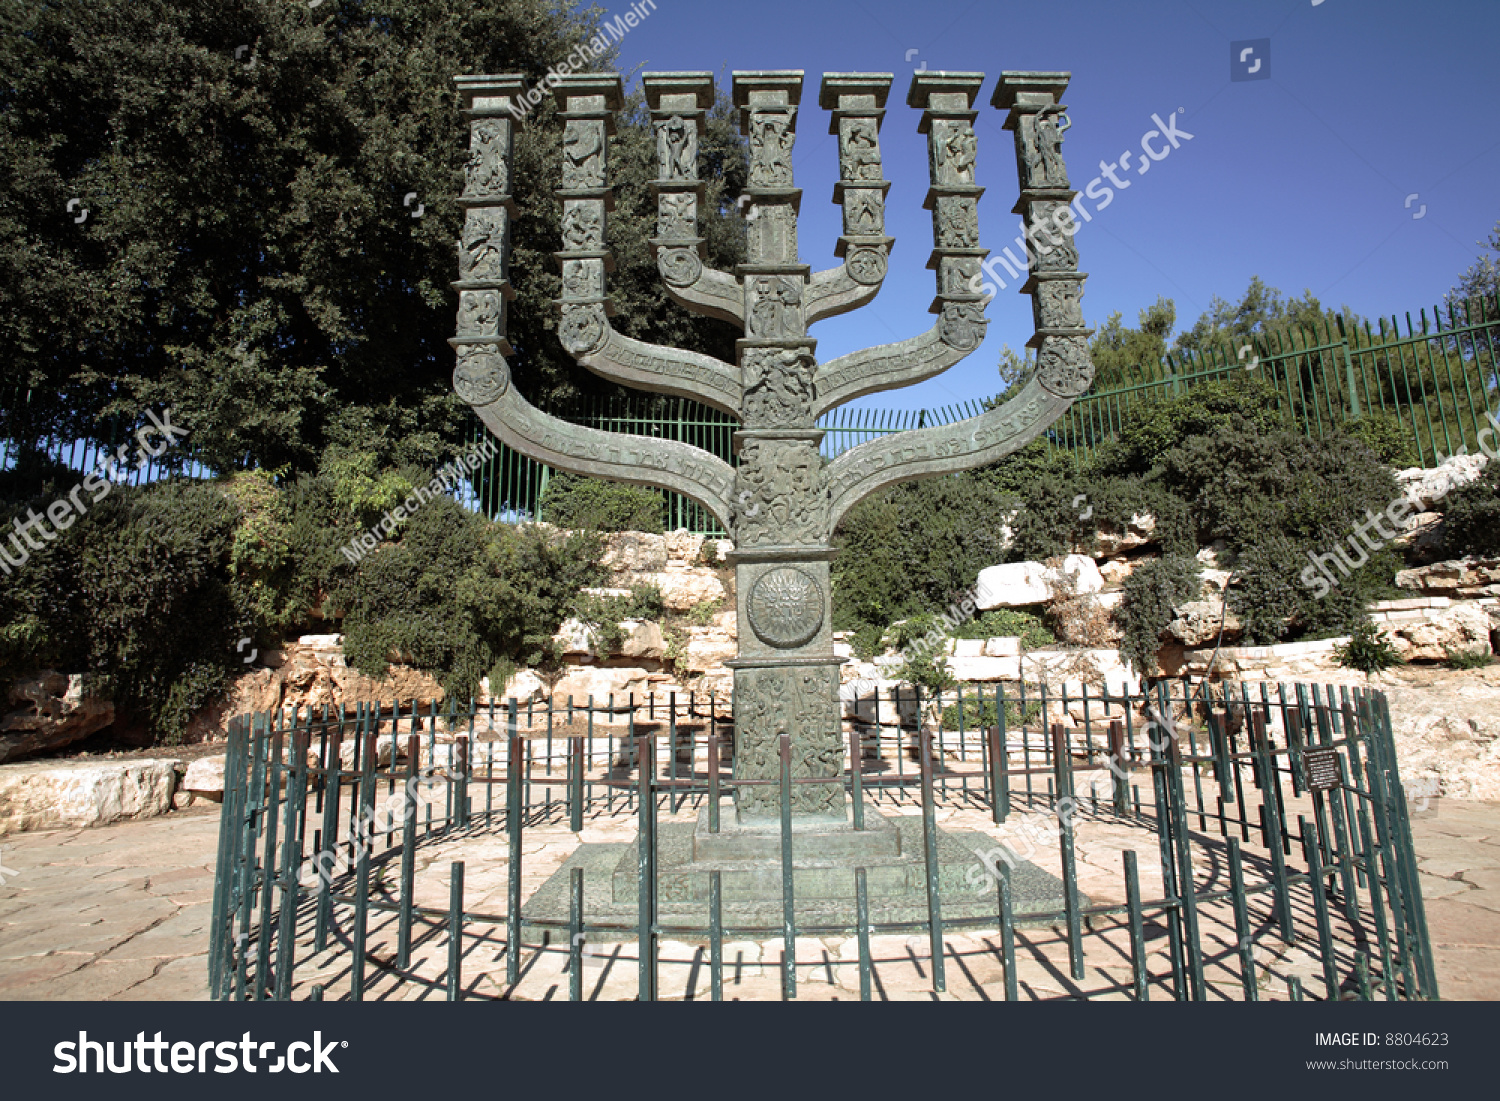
[[449, 69, 1094, 836]]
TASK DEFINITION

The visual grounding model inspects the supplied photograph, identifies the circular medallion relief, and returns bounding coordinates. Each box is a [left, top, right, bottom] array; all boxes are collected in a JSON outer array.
[[453, 346, 510, 406], [747, 567, 825, 649], [658, 247, 703, 288]]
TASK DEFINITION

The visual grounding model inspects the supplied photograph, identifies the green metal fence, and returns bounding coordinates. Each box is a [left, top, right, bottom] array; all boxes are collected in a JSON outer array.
[[1055, 293, 1500, 468], [207, 677, 1437, 1002]]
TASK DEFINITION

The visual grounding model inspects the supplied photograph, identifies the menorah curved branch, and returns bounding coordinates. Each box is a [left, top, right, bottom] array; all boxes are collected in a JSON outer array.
[[451, 68, 1096, 828]]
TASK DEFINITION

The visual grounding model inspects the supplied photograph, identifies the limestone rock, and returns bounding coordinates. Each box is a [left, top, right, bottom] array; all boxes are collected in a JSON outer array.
[[1396, 557, 1500, 598], [183, 755, 227, 800], [1092, 512, 1156, 557], [0, 672, 115, 763], [976, 555, 1101, 609], [555, 617, 599, 658], [601, 531, 668, 575], [663, 529, 706, 563], [984, 637, 1023, 657], [1099, 558, 1137, 588], [683, 625, 737, 674], [0, 758, 181, 836], [645, 565, 728, 612], [619, 620, 666, 662], [975, 561, 1051, 608], [1384, 601, 1494, 662], [551, 665, 651, 704], [1395, 452, 1488, 508], [1166, 600, 1243, 648], [1200, 569, 1233, 594], [488, 669, 548, 705]]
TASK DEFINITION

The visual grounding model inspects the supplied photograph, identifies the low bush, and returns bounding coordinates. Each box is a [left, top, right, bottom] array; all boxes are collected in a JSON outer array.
[[1333, 621, 1405, 675], [1441, 463, 1500, 557], [951, 608, 1055, 649], [1444, 644, 1493, 670], [540, 472, 665, 533], [1118, 555, 1202, 677], [939, 692, 1043, 732]]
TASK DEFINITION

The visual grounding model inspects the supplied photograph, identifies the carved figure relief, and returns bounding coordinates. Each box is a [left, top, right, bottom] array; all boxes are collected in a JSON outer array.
[[934, 196, 978, 248], [657, 193, 695, 240], [656, 115, 696, 181], [562, 260, 601, 300], [748, 276, 804, 339], [1029, 202, 1079, 271], [846, 247, 888, 286], [733, 665, 844, 818], [464, 120, 509, 197], [844, 189, 883, 236], [748, 110, 795, 187], [1021, 106, 1070, 189], [561, 203, 603, 251], [460, 209, 508, 281], [1036, 334, 1095, 397], [936, 122, 977, 185], [742, 347, 816, 426], [453, 344, 510, 406], [657, 246, 703, 288], [734, 439, 826, 547], [939, 302, 987, 351], [944, 258, 981, 297], [1037, 280, 1085, 329], [458, 290, 503, 336], [840, 119, 882, 182], [558, 303, 608, 356], [747, 568, 824, 649], [562, 122, 605, 189]]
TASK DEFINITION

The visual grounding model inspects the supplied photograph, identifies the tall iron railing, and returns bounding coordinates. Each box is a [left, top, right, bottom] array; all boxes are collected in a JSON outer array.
[[208, 677, 1437, 1003]]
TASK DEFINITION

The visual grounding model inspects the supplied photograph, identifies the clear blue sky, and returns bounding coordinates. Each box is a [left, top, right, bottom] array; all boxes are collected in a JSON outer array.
[[607, 0, 1500, 415]]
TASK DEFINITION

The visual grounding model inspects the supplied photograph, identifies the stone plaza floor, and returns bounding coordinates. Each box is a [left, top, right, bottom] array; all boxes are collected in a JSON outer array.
[[0, 798, 1496, 1001]]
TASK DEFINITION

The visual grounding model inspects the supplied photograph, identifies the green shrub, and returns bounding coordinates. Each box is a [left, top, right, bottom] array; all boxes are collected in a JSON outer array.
[[1092, 376, 1288, 478], [832, 473, 1017, 633], [850, 622, 886, 661], [1, 479, 246, 742], [1230, 535, 1401, 646], [573, 583, 667, 653], [1345, 412, 1421, 468], [540, 472, 664, 533], [938, 692, 1042, 731], [1118, 555, 1201, 677], [1159, 426, 1399, 556], [685, 598, 723, 627], [892, 646, 956, 698], [1334, 621, 1405, 675], [333, 500, 606, 700], [1441, 464, 1500, 557], [1005, 473, 1193, 562], [951, 608, 1055, 648], [1444, 644, 1493, 670]]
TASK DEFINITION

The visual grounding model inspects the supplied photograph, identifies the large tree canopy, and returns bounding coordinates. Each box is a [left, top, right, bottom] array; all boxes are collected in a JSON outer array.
[[0, 0, 746, 473]]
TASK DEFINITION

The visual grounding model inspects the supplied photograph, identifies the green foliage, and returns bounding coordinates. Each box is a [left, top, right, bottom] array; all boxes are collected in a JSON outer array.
[[1118, 555, 1201, 677], [332, 501, 606, 701], [1092, 376, 1289, 478], [850, 622, 886, 661], [1005, 473, 1193, 563], [572, 583, 665, 654], [0, 0, 746, 469], [892, 646, 956, 698], [1345, 412, 1421, 468], [1441, 463, 1500, 557], [1159, 425, 1399, 557], [1173, 277, 1360, 361], [1230, 535, 1399, 645], [1333, 621, 1405, 676], [939, 692, 1042, 732], [1443, 644, 1493, 670], [685, 599, 723, 628], [951, 609, 1055, 649], [832, 473, 1015, 634], [1088, 297, 1176, 392], [1, 479, 244, 741], [540, 472, 665, 533]]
